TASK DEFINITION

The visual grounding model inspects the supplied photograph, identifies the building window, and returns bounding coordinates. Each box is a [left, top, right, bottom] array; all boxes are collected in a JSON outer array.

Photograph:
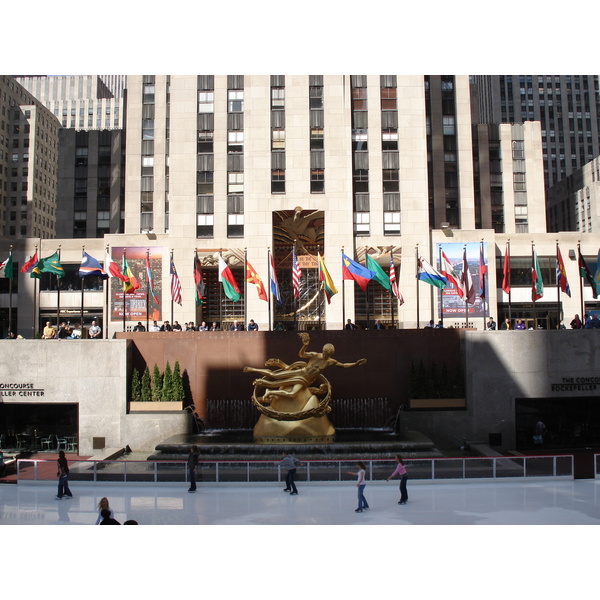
[[197, 195, 214, 238], [228, 131, 244, 153], [353, 169, 369, 193], [271, 87, 285, 109], [352, 129, 368, 152], [309, 86, 323, 109], [198, 131, 213, 153], [351, 87, 368, 111], [310, 169, 324, 193], [198, 92, 214, 113], [271, 169, 285, 194], [442, 116, 455, 135], [228, 90, 244, 113], [381, 87, 397, 110], [227, 213, 244, 238], [228, 172, 244, 194], [310, 127, 324, 150], [382, 128, 398, 151], [197, 171, 214, 195], [384, 211, 400, 234], [382, 169, 399, 193], [272, 129, 285, 150], [354, 212, 370, 235]]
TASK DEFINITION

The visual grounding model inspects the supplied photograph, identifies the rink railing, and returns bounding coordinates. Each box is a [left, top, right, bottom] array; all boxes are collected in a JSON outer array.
[[16, 453, 596, 484]]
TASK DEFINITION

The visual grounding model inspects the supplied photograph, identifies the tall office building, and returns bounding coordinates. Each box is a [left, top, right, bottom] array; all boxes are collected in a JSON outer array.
[[14, 75, 126, 130], [0, 75, 60, 239], [472, 75, 600, 189]]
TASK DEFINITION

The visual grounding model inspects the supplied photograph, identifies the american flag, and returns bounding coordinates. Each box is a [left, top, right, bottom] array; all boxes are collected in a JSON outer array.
[[292, 246, 302, 300], [170, 256, 182, 305], [389, 251, 404, 305]]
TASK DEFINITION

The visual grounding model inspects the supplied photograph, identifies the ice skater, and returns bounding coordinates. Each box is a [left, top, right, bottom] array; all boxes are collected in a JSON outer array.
[[387, 455, 408, 504], [348, 461, 369, 512], [279, 452, 301, 495], [55, 450, 73, 499]]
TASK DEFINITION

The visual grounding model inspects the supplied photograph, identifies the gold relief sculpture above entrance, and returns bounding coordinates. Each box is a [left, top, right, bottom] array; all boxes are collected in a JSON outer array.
[[244, 332, 367, 444]]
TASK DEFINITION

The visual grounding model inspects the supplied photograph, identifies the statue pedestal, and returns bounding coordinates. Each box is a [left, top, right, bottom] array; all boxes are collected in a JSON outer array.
[[253, 413, 336, 444]]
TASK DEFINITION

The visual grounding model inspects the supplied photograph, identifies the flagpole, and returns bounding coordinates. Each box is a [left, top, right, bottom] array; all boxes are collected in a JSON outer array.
[[80, 246, 85, 335], [364, 247, 370, 330], [463, 245, 469, 329], [481, 239, 486, 330], [105, 244, 110, 339], [267, 248, 272, 331], [318, 245, 322, 331], [7, 246, 13, 334], [438, 245, 443, 328], [56, 245, 61, 328], [146, 249, 150, 331], [341, 247, 346, 329], [244, 248, 248, 328], [390, 247, 395, 330], [32, 243, 38, 337], [507, 240, 512, 324], [578, 241, 585, 320], [556, 241, 561, 329], [293, 243, 298, 332], [218, 251, 222, 328], [532, 242, 537, 329], [122, 249, 126, 332], [416, 245, 420, 329]]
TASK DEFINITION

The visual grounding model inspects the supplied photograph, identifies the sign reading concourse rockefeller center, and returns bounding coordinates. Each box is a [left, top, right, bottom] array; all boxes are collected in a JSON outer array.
[[0, 383, 46, 399], [551, 377, 600, 392]]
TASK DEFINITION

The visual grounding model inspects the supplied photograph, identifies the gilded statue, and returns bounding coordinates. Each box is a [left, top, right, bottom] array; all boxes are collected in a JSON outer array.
[[243, 332, 367, 443]]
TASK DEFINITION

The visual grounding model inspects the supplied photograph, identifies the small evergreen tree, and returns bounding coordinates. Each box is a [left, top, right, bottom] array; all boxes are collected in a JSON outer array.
[[439, 362, 451, 398], [131, 368, 142, 402], [429, 361, 439, 398], [151, 364, 163, 402], [407, 361, 418, 399], [141, 366, 152, 402], [172, 360, 185, 403], [162, 361, 173, 402], [416, 359, 427, 399], [451, 363, 465, 398]]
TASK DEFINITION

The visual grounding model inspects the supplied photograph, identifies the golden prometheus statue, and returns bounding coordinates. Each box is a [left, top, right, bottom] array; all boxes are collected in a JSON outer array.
[[243, 332, 367, 444]]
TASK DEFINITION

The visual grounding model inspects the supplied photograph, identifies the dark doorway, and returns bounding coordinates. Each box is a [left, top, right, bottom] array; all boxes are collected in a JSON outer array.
[[516, 397, 600, 450]]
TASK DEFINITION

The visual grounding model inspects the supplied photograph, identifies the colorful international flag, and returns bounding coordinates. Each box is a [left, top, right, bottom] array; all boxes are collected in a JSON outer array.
[[479, 242, 487, 300], [389, 251, 404, 305], [556, 245, 571, 298], [594, 249, 600, 298], [20, 251, 38, 274], [218, 255, 241, 302], [366, 254, 391, 291], [417, 257, 447, 290], [269, 251, 282, 305], [79, 251, 108, 279], [440, 251, 464, 299], [502, 242, 511, 295], [30, 251, 64, 279], [105, 250, 128, 281], [342, 253, 375, 292], [122, 254, 140, 294], [170, 257, 182, 305], [318, 253, 337, 304], [194, 253, 206, 306], [531, 247, 543, 302], [0, 252, 13, 279], [246, 260, 267, 302], [292, 246, 302, 300], [462, 247, 475, 304], [145, 253, 160, 304], [578, 246, 597, 298]]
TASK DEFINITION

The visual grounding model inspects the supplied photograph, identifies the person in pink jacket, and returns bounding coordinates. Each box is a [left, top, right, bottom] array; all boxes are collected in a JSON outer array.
[[387, 455, 408, 504]]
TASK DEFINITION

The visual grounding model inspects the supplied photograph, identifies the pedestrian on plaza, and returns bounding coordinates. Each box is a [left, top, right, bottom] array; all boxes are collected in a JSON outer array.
[[88, 320, 102, 339], [570, 314, 582, 329], [348, 461, 369, 512], [230, 320, 243, 331], [133, 322, 146, 332], [387, 456, 409, 505], [247, 319, 259, 331], [514, 319, 526, 330], [279, 452, 300, 495], [486, 316, 497, 330], [209, 322, 219, 331], [374, 320, 385, 330], [187, 445, 199, 492], [99, 508, 120, 525], [500, 318, 511, 330], [95, 497, 115, 524], [42, 321, 56, 339], [55, 450, 73, 499], [345, 318, 357, 330]]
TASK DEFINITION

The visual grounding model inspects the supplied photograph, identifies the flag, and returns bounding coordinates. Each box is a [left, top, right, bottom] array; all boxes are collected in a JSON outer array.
[[318, 253, 338, 304], [462, 247, 475, 304], [440, 251, 464, 299], [194, 253, 206, 306], [594, 249, 600, 298], [389, 252, 404, 305], [556, 246, 571, 298], [122, 255, 140, 294], [366, 254, 391, 291], [342, 253, 375, 292], [0, 253, 13, 279], [417, 257, 447, 289], [79, 251, 108, 279], [105, 251, 128, 281], [218, 255, 241, 302], [578, 246, 597, 299], [30, 251, 64, 279], [246, 261, 267, 302], [170, 257, 182, 305], [502, 243, 511, 295], [531, 248, 543, 302], [145, 254, 160, 304], [20, 251, 38, 274], [269, 251, 282, 305], [292, 246, 302, 300], [479, 242, 487, 300]]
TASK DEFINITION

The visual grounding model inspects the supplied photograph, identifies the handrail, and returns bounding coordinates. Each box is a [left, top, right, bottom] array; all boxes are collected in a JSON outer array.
[[15, 454, 587, 484]]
